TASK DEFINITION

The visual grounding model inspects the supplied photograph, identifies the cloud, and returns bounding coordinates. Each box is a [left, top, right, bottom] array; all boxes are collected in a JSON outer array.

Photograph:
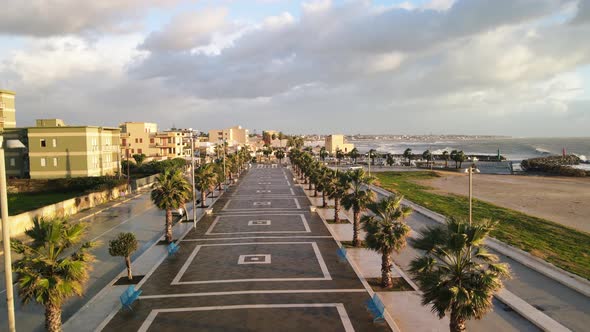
[[140, 8, 230, 51], [0, 0, 179, 37], [571, 0, 590, 24]]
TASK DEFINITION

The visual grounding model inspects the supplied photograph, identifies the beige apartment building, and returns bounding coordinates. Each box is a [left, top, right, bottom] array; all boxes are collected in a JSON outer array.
[[209, 125, 249, 146], [26, 119, 120, 179], [0, 89, 16, 130], [120, 122, 158, 158], [325, 134, 354, 154], [151, 130, 189, 159]]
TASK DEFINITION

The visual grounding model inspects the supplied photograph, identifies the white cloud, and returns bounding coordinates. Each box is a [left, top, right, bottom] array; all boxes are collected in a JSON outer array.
[[0, 0, 180, 37]]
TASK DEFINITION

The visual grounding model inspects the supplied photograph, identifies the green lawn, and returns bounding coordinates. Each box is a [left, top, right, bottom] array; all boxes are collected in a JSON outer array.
[[373, 171, 590, 280], [8, 192, 85, 216]]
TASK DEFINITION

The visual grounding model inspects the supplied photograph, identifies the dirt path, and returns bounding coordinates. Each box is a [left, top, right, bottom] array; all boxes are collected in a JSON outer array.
[[417, 171, 590, 234]]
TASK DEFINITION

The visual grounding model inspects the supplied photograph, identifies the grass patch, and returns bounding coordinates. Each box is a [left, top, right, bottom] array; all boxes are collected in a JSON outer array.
[[373, 171, 590, 280], [367, 277, 414, 292], [341, 240, 367, 248], [326, 218, 350, 224], [8, 191, 85, 216]]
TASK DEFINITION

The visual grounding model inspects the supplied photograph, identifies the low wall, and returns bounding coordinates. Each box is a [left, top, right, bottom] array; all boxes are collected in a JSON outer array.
[[131, 174, 158, 190], [1, 184, 127, 238]]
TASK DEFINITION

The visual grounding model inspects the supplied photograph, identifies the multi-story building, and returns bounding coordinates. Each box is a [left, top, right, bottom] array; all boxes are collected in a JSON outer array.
[[23, 119, 120, 179], [325, 134, 354, 154], [151, 130, 189, 159], [0, 89, 16, 130], [119, 122, 158, 159], [208, 125, 249, 146]]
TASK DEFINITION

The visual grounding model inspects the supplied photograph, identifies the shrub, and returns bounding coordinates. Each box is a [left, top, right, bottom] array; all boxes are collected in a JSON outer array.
[[108, 232, 138, 280]]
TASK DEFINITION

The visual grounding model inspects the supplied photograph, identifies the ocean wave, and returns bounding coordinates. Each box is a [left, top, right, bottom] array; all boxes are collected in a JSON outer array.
[[534, 147, 551, 154]]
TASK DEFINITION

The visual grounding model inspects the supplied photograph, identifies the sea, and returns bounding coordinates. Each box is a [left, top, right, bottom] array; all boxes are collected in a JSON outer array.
[[309, 137, 590, 169]]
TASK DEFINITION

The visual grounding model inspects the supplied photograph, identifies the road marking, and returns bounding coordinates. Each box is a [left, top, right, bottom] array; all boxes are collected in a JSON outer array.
[[139, 289, 366, 299], [138, 303, 354, 332], [171, 242, 331, 285], [182, 236, 333, 241], [205, 214, 310, 235]]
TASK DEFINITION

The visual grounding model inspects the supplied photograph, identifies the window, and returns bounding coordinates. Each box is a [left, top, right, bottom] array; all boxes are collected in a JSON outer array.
[[40, 158, 46, 167], [139, 138, 143, 143], [138, 148, 142, 154], [52, 138, 57, 147], [53, 158, 58, 167], [40, 139, 46, 147], [9, 158, 15, 167], [135, 138, 138, 143], [122, 138, 127, 146], [150, 138, 154, 143]]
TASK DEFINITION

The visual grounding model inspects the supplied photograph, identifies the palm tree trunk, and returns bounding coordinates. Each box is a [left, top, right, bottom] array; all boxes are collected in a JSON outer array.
[[201, 191, 207, 208], [125, 255, 133, 280], [308, 181, 312, 190], [450, 310, 466, 332], [334, 199, 340, 223], [45, 302, 62, 332], [165, 209, 173, 243], [322, 191, 327, 207], [381, 252, 393, 288], [352, 209, 361, 247], [314, 187, 318, 197]]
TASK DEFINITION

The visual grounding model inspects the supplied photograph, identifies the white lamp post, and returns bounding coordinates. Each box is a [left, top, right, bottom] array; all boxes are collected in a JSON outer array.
[[0, 136, 18, 332], [465, 158, 480, 225]]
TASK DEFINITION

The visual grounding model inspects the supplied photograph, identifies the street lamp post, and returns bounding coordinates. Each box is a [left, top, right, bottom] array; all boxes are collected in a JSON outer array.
[[466, 161, 480, 225], [0, 136, 16, 332], [190, 135, 196, 228]]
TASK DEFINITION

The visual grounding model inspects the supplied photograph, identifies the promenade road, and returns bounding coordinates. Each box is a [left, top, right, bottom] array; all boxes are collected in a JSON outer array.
[[101, 165, 391, 331]]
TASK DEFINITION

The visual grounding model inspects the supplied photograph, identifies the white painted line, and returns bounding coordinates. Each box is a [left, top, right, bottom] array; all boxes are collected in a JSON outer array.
[[171, 242, 331, 285], [138, 304, 354, 332], [222, 200, 231, 210], [237, 254, 271, 264], [204, 216, 221, 235], [140, 289, 366, 299], [290, 188, 295, 195], [181, 236, 333, 241], [294, 198, 301, 209]]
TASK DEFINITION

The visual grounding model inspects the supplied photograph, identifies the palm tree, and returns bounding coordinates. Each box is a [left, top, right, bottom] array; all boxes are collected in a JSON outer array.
[[263, 144, 273, 163], [325, 172, 349, 223], [403, 148, 413, 166], [442, 151, 450, 168], [368, 149, 377, 166], [362, 195, 412, 288], [319, 147, 329, 162], [194, 164, 217, 208], [349, 148, 360, 164], [11, 217, 95, 332], [275, 149, 285, 165], [409, 218, 510, 332], [341, 169, 376, 247], [386, 153, 395, 166], [422, 150, 432, 167], [151, 169, 192, 242], [315, 167, 333, 207], [335, 149, 344, 165]]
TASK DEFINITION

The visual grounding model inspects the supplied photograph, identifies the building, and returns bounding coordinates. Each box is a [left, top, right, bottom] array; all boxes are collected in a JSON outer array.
[[208, 125, 249, 146], [119, 122, 158, 159], [325, 134, 354, 154], [0, 89, 16, 130], [21, 119, 120, 179], [151, 130, 189, 159]]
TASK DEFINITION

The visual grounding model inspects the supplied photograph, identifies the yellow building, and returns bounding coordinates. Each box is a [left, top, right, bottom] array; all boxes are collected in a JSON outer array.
[[119, 122, 158, 159], [209, 125, 249, 146], [27, 119, 120, 179], [151, 130, 188, 159], [325, 134, 354, 154], [0, 89, 16, 130]]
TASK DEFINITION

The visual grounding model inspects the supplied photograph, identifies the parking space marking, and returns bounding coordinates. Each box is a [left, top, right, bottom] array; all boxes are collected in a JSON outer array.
[[205, 214, 310, 235]]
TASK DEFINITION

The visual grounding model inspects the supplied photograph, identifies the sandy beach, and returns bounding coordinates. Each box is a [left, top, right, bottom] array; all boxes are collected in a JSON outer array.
[[417, 172, 590, 234]]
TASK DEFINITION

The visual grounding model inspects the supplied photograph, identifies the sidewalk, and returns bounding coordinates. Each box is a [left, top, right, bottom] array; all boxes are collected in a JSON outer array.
[[62, 187, 225, 332]]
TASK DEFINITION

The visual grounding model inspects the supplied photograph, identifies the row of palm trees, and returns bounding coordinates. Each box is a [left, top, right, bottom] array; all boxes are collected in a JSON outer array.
[[289, 149, 510, 332], [9, 148, 253, 331]]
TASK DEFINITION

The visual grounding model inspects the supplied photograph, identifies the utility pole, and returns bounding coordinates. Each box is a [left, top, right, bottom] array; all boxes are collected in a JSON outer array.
[[223, 138, 227, 188], [0, 136, 16, 332], [126, 143, 131, 193], [190, 135, 196, 228]]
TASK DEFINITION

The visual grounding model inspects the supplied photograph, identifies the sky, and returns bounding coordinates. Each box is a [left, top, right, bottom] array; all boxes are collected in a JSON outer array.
[[0, 0, 589, 137]]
